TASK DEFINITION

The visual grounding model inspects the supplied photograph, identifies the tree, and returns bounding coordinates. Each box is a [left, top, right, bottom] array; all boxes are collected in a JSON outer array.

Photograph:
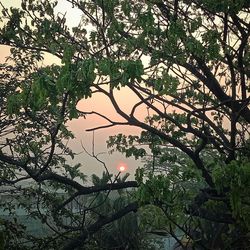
[[0, 0, 250, 249], [0, 2, 139, 249], [0, 60, 138, 249]]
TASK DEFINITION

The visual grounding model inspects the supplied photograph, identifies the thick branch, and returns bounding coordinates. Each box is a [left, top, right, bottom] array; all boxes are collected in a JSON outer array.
[[40, 172, 138, 194], [94, 85, 214, 187]]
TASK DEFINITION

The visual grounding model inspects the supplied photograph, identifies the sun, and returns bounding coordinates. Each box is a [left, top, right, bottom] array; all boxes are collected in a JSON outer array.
[[119, 165, 125, 172], [117, 163, 127, 172]]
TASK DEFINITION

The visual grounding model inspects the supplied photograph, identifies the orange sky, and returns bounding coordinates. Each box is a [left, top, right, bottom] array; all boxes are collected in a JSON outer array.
[[0, 0, 145, 179]]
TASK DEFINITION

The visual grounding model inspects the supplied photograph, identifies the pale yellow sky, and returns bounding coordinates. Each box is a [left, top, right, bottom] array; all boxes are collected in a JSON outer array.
[[0, 0, 144, 179]]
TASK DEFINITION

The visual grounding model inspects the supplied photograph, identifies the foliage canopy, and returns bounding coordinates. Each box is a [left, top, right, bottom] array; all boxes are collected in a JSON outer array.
[[0, 0, 250, 249]]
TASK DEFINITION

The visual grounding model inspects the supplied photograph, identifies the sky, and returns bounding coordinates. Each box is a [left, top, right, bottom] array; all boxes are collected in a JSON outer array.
[[0, 0, 145, 180]]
